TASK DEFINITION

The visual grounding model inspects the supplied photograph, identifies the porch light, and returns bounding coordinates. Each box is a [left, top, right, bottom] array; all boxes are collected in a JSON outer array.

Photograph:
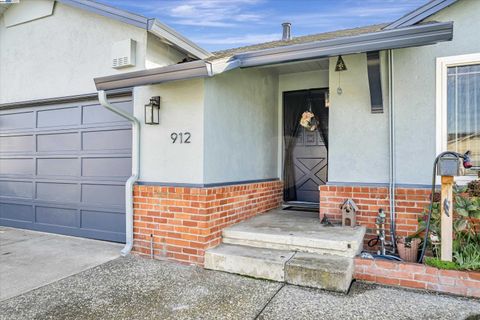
[[144, 96, 160, 125]]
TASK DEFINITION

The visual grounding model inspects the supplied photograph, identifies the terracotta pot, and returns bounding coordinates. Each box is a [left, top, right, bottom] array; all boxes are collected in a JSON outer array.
[[397, 238, 421, 262]]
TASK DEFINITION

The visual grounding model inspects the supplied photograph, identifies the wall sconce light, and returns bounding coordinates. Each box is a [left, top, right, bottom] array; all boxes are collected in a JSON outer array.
[[144, 96, 160, 125]]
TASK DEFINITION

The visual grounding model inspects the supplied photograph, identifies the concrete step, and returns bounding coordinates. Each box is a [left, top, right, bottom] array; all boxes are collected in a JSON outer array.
[[222, 210, 365, 258], [205, 243, 354, 293], [285, 252, 353, 293], [204, 243, 295, 281]]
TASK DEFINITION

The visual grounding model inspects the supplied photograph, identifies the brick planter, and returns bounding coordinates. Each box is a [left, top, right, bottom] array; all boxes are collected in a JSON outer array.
[[354, 257, 480, 298], [319, 184, 431, 248], [132, 180, 283, 266]]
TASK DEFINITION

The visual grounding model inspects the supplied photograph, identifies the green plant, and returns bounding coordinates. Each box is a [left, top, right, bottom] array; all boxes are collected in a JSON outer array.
[[424, 256, 460, 270], [413, 183, 480, 270], [453, 242, 480, 270]]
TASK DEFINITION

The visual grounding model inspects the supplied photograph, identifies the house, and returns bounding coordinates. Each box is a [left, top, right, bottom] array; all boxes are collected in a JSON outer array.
[[1, 0, 479, 275]]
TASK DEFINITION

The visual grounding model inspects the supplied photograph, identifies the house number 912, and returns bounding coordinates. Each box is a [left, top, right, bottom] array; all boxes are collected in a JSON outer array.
[[171, 132, 191, 144]]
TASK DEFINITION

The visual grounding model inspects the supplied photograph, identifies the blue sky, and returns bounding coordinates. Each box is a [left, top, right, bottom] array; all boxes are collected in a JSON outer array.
[[101, 0, 427, 52]]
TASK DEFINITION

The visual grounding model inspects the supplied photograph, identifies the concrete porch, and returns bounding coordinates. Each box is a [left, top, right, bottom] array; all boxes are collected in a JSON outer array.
[[205, 209, 366, 293]]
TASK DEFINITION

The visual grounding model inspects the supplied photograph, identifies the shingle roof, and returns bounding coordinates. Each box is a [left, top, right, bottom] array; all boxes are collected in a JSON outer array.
[[210, 23, 388, 60]]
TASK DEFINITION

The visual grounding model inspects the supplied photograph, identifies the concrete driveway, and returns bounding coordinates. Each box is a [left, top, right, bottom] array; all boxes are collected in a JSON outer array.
[[0, 227, 122, 301], [1, 256, 479, 320]]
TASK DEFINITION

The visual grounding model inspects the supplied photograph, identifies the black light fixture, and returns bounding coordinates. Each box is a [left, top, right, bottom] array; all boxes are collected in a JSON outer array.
[[144, 96, 160, 125]]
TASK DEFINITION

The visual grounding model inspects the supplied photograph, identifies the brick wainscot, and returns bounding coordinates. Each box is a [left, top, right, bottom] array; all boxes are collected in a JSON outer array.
[[319, 184, 431, 247], [132, 180, 283, 266]]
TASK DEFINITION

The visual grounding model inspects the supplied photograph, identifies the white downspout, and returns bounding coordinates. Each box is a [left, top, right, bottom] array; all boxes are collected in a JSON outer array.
[[98, 90, 140, 256], [388, 49, 397, 252]]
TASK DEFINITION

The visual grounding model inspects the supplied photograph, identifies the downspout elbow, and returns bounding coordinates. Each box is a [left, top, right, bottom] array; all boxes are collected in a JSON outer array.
[[98, 90, 140, 256]]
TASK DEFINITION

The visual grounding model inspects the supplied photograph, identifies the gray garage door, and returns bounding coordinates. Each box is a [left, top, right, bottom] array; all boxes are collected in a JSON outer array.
[[0, 96, 132, 242]]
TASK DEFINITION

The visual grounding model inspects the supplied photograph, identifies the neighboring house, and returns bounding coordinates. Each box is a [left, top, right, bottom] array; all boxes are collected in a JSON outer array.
[[1, 0, 479, 267]]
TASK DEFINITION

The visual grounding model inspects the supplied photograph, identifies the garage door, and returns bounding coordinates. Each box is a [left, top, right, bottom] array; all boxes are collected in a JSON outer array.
[[0, 96, 132, 242]]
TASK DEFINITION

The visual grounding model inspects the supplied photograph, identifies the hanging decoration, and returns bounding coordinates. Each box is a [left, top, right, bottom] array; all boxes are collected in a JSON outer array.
[[299, 98, 319, 131], [335, 55, 347, 95]]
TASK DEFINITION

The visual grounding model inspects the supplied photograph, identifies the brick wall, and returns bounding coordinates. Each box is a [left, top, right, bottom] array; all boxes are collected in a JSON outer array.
[[354, 257, 480, 298], [319, 185, 431, 248], [132, 180, 283, 266]]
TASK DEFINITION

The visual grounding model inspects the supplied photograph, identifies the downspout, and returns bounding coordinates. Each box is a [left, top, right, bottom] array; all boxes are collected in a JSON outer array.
[[98, 90, 140, 256], [388, 49, 397, 252]]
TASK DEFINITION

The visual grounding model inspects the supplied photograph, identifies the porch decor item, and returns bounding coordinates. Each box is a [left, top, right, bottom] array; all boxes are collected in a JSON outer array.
[[341, 198, 358, 227], [299, 111, 319, 131], [397, 237, 420, 262]]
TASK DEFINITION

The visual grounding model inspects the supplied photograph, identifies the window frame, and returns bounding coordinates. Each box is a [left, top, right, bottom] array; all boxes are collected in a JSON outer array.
[[436, 53, 480, 184]]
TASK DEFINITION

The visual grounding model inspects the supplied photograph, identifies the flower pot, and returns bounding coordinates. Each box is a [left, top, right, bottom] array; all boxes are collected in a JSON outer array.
[[397, 237, 421, 262]]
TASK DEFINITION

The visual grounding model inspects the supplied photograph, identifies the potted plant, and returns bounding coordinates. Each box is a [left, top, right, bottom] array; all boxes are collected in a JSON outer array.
[[397, 236, 421, 262]]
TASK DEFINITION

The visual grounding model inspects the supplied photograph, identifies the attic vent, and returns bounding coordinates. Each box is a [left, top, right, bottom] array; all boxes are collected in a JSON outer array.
[[111, 39, 136, 69]]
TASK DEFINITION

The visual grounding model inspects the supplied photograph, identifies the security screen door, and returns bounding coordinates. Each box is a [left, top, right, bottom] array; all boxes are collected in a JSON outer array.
[[283, 89, 329, 204]]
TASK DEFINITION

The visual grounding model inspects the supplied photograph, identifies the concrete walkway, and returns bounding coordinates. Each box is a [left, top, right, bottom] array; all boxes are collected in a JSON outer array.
[[0, 227, 122, 301], [1, 256, 478, 320]]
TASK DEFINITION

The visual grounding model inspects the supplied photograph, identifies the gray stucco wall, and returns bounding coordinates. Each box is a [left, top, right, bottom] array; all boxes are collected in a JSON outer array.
[[203, 68, 278, 184], [329, 0, 480, 186], [393, 0, 480, 185], [328, 53, 390, 184]]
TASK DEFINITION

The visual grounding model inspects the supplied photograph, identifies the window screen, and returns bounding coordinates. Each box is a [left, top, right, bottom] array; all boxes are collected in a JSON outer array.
[[447, 64, 480, 174]]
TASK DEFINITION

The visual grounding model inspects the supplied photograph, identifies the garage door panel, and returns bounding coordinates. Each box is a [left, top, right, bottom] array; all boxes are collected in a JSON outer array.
[[82, 129, 131, 151], [0, 135, 34, 153], [36, 206, 79, 228], [36, 182, 79, 203], [37, 107, 79, 128], [0, 97, 131, 242], [81, 210, 125, 233], [0, 180, 33, 199], [37, 158, 79, 177], [0, 158, 34, 176], [0, 111, 35, 131], [81, 184, 125, 207], [82, 157, 131, 178], [82, 101, 132, 125], [37, 132, 79, 152], [0, 203, 33, 222]]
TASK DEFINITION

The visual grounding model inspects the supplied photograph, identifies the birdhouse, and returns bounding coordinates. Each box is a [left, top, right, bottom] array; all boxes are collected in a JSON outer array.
[[341, 198, 358, 227]]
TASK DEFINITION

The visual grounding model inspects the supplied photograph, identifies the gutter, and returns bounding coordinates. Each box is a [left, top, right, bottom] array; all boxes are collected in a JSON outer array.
[[95, 60, 213, 91], [236, 22, 453, 68], [98, 90, 140, 256]]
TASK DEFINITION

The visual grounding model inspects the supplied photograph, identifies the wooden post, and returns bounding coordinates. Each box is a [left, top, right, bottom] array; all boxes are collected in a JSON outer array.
[[441, 175, 454, 262]]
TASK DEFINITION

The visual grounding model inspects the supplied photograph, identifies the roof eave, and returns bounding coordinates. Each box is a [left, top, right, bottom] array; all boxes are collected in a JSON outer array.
[[384, 0, 457, 30], [94, 21, 453, 91], [148, 20, 212, 59], [237, 21, 453, 68], [94, 60, 212, 91]]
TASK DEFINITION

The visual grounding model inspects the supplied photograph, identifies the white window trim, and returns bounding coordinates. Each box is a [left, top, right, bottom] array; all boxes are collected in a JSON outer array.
[[436, 53, 480, 184]]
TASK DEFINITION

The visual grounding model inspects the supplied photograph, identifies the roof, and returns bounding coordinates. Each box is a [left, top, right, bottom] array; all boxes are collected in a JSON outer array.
[[384, 0, 457, 29], [211, 24, 387, 60], [95, 21, 454, 91], [57, 0, 211, 59]]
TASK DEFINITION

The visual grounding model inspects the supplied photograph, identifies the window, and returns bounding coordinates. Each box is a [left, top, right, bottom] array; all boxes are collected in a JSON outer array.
[[437, 54, 480, 179], [447, 64, 480, 173]]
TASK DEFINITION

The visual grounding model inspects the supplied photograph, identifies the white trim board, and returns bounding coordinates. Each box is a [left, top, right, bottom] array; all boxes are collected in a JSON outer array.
[[436, 52, 480, 183]]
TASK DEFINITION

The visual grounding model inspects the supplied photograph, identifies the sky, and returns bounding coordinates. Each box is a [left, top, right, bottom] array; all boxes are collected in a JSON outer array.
[[101, 0, 428, 52]]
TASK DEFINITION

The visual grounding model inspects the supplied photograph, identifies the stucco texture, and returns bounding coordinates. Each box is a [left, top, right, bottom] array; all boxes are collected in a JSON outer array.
[[328, 0, 480, 185], [203, 68, 279, 184]]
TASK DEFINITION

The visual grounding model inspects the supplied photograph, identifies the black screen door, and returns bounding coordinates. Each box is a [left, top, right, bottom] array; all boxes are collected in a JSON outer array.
[[283, 89, 328, 203]]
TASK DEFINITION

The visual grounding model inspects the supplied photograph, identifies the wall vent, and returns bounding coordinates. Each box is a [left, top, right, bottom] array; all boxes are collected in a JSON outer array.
[[111, 39, 136, 69]]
